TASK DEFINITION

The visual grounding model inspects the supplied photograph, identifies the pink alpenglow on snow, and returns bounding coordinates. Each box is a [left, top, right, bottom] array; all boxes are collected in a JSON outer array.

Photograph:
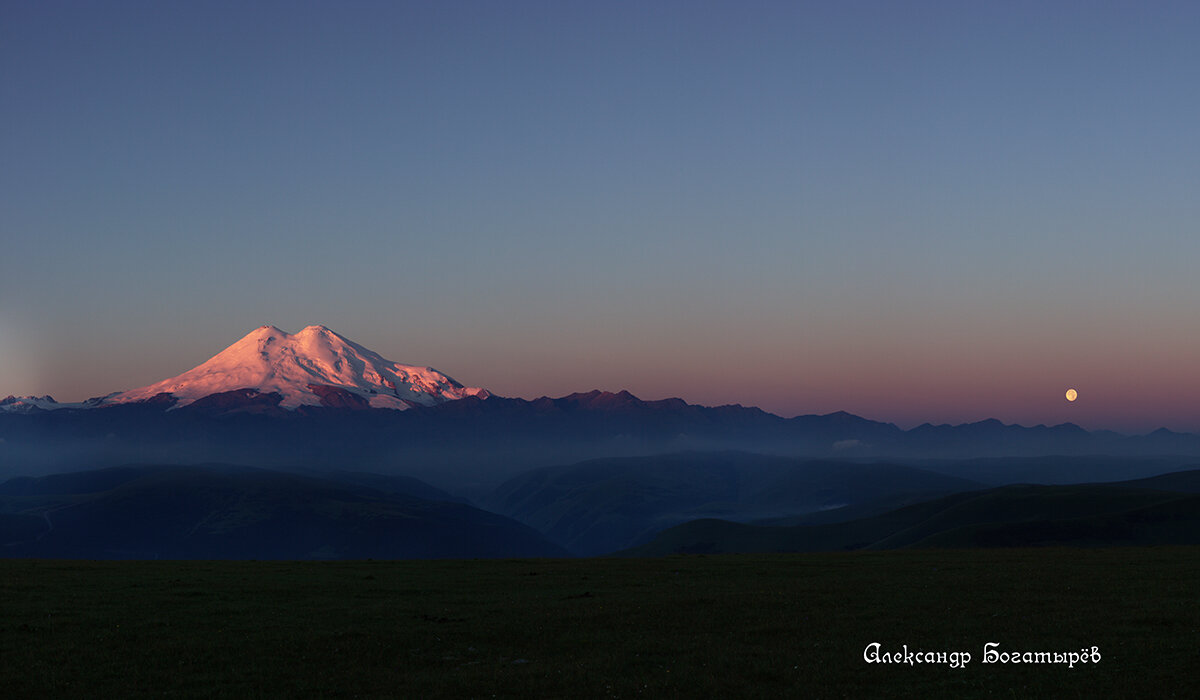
[[100, 325, 489, 410]]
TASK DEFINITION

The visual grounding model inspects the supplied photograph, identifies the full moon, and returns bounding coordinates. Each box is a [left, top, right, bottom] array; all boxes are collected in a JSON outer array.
[[1065, 388, 1078, 402]]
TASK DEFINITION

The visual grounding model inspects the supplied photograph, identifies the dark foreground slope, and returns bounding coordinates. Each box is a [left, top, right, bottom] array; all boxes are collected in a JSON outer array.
[[627, 470, 1200, 555], [0, 465, 565, 559], [2, 549, 1195, 698]]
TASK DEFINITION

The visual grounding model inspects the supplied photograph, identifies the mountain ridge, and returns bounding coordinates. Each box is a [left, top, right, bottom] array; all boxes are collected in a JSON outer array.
[[0, 324, 1185, 439], [622, 469, 1200, 556], [0, 464, 565, 559], [5, 326, 1200, 488]]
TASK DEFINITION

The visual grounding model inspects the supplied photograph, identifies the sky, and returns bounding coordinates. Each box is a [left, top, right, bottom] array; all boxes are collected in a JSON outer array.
[[2, 1, 1198, 433]]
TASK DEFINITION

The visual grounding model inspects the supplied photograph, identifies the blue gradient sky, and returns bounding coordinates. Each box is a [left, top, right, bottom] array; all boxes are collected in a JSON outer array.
[[3, 1, 1198, 432]]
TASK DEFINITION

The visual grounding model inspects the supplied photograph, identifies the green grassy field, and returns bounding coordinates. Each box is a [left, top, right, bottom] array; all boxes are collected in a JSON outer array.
[[3, 548, 1196, 698]]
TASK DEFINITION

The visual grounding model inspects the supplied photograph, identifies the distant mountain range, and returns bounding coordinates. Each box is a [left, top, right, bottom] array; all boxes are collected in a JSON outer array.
[[4, 325, 1200, 490]]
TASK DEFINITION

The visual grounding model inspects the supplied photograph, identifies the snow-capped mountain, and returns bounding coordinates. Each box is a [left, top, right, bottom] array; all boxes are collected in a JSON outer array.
[[0, 395, 67, 413], [5, 325, 489, 412]]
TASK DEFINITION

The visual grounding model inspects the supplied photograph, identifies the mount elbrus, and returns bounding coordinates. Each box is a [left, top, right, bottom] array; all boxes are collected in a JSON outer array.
[[2, 325, 488, 413]]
